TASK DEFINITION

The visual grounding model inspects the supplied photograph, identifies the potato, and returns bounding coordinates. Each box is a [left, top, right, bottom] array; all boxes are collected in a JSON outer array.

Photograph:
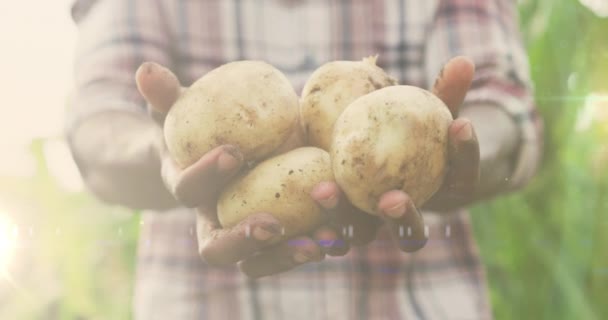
[[164, 61, 299, 168], [218, 147, 333, 241], [266, 114, 306, 158], [300, 56, 397, 150], [331, 85, 452, 214]]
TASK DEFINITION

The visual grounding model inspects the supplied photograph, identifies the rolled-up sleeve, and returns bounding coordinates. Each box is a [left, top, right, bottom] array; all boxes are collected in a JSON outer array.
[[68, 0, 172, 135], [424, 0, 543, 191]]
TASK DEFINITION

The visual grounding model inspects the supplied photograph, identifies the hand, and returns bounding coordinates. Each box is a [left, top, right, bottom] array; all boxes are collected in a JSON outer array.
[[235, 182, 382, 278], [374, 56, 480, 248], [423, 56, 481, 211], [135, 62, 381, 278], [135, 62, 244, 208]]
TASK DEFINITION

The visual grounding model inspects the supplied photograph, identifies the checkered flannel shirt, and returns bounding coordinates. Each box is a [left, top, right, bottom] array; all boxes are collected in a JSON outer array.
[[70, 0, 542, 319]]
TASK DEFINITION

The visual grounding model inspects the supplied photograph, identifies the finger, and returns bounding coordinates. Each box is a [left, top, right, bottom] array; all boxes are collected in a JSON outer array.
[[197, 210, 283, 266], [135, 61, 182, 125], [344, 210, 381, 246], [313, 226, 349, 257], [310, 181, 339, 210], [167, 145, 243, 207], [444, 118, 480, 202], [238, 237, 323, 278], [378, 191, 427, 252], [432, 56, 475, 118], [311, 182, 380, 246]]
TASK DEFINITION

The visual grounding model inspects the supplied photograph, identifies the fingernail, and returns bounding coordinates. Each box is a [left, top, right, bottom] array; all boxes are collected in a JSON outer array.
[[457, 122, 473, 141], [319, 194, 338, 209], [142, 61, 156, 74], [218, 151, 241, 172], [293, 252, 310, 264], [253, 227, 278, 241], [384, 201, 406, 219], [145, 64, 153, 75]]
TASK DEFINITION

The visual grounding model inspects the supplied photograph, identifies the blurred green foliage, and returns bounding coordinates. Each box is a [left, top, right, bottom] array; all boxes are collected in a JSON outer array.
[[0, 140, 139, 319], [472, 0, 608, 319], [0, 0, 607, 319]]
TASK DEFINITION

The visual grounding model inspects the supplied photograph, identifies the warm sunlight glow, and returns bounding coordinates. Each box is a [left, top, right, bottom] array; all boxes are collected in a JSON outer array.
[[0, 213, 17, 272]]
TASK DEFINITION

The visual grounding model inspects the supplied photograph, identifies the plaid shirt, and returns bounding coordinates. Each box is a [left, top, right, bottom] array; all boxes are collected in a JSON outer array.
[[70, 0, 542, 319]]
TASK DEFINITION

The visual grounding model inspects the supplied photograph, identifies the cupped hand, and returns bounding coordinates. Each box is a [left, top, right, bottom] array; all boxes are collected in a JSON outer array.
[[136, 62, 244, 207], [237, 181, 382, 278], [375, 56, 481, 252], [424, 56, 481, 211]]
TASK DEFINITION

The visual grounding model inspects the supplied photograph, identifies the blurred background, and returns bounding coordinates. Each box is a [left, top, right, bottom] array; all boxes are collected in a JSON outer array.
[[0, 0, 606, 319]]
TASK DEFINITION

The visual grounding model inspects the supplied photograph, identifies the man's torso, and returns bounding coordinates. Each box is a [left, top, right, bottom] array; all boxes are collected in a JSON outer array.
[[98, 0, 493, 318]]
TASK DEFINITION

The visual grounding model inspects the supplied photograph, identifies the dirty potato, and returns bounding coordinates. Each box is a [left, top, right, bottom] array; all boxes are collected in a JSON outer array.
[[218, 147, 333, 242], [164, 61, 299, 168], [300, 56, 397, 150], [331, 85, 452, 214]]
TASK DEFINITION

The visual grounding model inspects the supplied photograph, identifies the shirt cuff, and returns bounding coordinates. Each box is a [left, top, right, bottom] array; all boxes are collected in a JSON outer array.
[[464, 86, 543, 191], [65, 91, 146, 138]]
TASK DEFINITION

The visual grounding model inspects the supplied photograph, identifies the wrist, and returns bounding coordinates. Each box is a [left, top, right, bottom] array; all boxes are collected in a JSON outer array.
[[70, 111, 177, 210]]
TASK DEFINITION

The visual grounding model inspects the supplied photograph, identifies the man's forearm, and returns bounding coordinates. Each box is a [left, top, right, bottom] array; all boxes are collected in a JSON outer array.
[[70, 111, 177, 210], [460, 104, 520, 200]]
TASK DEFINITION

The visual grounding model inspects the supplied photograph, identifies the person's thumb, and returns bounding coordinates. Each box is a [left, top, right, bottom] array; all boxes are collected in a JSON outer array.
[[136, 62, 182, 124]]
